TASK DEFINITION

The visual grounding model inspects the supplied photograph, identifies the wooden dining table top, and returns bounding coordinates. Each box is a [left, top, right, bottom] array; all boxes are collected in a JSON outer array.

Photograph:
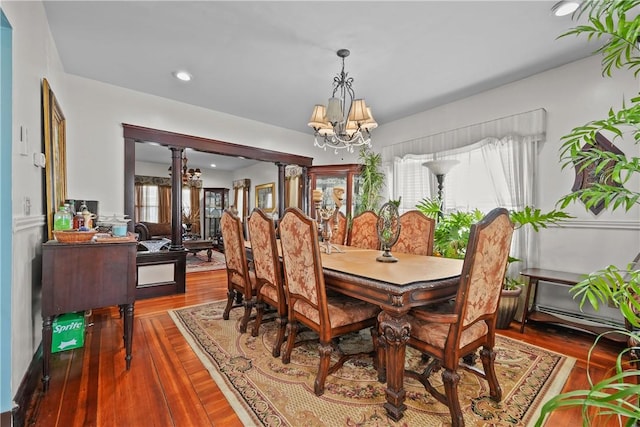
[[320, 245, 462, 286], [244, 240, 462, 288]]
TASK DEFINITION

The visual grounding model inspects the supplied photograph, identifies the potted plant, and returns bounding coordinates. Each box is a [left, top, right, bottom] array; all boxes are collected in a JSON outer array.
[[355, 146, 385, 216], [416, 198, 571, 328], [534, 1, 640, 424]]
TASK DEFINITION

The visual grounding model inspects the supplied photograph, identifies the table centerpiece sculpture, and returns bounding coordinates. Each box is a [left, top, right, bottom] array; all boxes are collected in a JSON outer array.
[[376, 201, 401, 262]]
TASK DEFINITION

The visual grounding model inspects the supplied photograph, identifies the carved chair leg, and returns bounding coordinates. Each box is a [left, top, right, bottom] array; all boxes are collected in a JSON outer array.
[[480, 346, 502, 401], [223, 289, 235, 320], [252, 301, 265, 337], [314, 342, 333, 396], [272, 315, 287, 358], [282, 322, 298, 364], [442, 369, 463, 427], [239, 300, 254, 333]]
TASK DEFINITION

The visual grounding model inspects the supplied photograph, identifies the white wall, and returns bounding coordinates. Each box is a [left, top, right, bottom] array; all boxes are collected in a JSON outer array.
[[4, 0, 66, 405], [375, 55, 640, 273], [62, 74, 357, 216]]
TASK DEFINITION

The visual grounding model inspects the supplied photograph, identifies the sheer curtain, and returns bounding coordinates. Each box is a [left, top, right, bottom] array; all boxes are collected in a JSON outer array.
[[385, 109, 546, 272]]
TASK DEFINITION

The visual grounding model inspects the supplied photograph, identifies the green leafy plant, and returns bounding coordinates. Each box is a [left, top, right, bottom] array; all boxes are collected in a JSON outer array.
[[356, 147, 385, 215], [535, 1, 640, 425], [416, 198, 571, 288]]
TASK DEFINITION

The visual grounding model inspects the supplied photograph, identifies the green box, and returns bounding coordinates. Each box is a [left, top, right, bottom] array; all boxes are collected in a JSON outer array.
[[51, 312, 85, 353]]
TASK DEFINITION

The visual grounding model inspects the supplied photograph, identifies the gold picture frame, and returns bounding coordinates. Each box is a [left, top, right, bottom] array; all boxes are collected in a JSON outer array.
[[255, 182, 276, 213], [43, 78, 67, 239]]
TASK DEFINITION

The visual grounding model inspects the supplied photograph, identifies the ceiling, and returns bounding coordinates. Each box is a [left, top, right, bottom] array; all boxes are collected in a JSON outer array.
[[43, 1, 597, 171]]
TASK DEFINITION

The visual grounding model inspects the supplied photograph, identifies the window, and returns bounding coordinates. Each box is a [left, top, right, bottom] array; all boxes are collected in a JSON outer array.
[[136, 185, 159, 222], [392, 136, 535, 215]]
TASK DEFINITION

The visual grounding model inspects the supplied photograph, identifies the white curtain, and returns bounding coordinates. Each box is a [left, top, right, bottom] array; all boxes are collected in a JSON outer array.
[[387, 109, 546, 274]]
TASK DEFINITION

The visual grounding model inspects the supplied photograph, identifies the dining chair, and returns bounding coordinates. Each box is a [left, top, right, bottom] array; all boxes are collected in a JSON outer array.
[[348, 210, 379, 250], [403, 207, 514, 427], [220, 209, 257, 333], [391, 210, 435, 256], [246, 208, 288, 357], [330, 211, 347, 246], [278, 207, 380, 396]]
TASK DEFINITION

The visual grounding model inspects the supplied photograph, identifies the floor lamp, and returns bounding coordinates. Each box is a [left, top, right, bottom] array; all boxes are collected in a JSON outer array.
[[422, 159, 460, 218]]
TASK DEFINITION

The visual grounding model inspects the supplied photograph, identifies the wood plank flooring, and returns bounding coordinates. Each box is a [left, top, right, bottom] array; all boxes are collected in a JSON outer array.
[[24, 269, 628, 426]]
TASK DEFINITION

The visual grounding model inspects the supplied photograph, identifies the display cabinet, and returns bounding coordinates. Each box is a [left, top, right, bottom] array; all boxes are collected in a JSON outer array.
[[307, 164, 362, 219], [203, 187, 229, 248]]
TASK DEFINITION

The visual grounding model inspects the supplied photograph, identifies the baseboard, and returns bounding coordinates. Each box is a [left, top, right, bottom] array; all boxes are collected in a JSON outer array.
[[11, 344, 42, 427], [1, 410, 12, 427]]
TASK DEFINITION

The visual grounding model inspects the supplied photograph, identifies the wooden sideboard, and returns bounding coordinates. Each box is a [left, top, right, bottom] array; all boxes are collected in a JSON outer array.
[[41, 240, 137, 390]]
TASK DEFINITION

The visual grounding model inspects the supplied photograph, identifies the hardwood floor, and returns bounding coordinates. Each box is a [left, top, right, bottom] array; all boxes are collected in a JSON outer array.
[[24, 269, 628, 426]]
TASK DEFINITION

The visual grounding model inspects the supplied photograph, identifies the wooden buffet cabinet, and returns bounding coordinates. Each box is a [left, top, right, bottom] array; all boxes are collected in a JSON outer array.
[[41, 240, 137, 390]]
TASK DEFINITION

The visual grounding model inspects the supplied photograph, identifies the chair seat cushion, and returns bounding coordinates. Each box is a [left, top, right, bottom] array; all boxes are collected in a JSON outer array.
[[294, 295, 379, 328], [260, 282, 278, 302], [230, 270, 258, 293], [409, 316, 488, 349]]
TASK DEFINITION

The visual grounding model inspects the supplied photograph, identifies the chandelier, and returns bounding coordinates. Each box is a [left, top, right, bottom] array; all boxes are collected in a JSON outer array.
[[308, 49, 377, 153], [168, 151, 201, 186]]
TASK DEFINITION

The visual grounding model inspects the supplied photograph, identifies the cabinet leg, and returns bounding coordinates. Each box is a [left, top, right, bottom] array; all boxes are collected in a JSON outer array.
[[42, 316, 53, 391], [124, 303, 134, 370]]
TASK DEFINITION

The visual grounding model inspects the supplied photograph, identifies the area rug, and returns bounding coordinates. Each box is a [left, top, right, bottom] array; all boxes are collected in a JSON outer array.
[[169, 301, 575, 427], [185, 250, 226, 272]]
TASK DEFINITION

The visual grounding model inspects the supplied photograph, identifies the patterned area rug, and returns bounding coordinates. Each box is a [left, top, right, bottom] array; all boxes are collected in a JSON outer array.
[[185, 250, 226, 272], [170, 301, 575, 427]]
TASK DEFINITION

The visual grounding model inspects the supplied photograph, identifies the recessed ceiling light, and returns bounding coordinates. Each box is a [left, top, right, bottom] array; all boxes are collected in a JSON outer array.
[[173, 70, 192, 82], [551, 1, 580, 17], [210, 163, 217, 168]]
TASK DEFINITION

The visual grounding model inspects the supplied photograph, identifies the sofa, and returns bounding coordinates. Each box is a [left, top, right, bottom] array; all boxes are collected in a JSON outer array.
[[134, 221, 172, 241]]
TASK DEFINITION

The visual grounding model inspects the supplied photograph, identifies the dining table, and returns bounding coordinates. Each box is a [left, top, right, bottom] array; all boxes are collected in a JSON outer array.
[[245, 240, 463, 421]]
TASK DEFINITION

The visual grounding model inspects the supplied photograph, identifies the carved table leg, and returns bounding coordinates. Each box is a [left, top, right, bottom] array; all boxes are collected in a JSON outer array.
[[379, 311, 410, 421], [123, 303, 134, 370], [42, 316, 53, 391]]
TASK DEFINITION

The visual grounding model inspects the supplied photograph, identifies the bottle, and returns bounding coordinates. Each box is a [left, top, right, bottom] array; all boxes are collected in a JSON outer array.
[[54, 204, 72, 230], [73, 210, 85, 230], [80, 201, 94, 229]]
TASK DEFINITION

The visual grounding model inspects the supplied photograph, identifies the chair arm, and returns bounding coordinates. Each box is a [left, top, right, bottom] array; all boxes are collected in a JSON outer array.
[[134, 222, 150, 241], [410, 306, 459, 324]]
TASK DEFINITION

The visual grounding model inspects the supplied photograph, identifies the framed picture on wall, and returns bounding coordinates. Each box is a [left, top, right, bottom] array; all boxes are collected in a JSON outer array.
[[255, 182, 275, 213], [571, 132, 625, 215], [43, 78, 67, 239]]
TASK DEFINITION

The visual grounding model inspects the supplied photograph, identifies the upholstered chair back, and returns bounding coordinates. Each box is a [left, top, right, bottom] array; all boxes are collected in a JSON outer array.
[[279, 208, 329, 330], [330, 211, 348, 246], [247, 209, 281, 290], [457, 208, 514, 328], [348, 210, 379, 250], [391, 210, 435, 256]]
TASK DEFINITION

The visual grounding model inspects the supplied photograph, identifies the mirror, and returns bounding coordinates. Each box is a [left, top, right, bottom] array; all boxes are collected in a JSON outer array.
[[255, 182, 276, 213], [43, 78, 68, 240]]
